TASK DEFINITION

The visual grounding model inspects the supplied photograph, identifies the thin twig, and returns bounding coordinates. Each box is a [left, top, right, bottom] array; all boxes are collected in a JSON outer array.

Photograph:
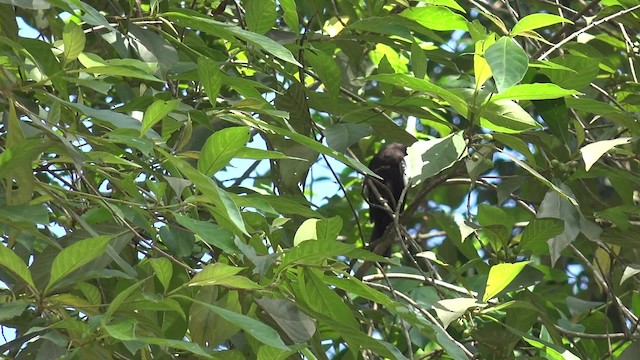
[[538, 4, 640, 60]]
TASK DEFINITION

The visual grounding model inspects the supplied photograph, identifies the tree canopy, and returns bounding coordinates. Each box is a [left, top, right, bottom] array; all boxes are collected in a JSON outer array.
[[1, 0, 640, 359]]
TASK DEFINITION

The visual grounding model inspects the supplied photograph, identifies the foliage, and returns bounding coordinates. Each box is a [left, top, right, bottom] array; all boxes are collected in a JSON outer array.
[[1, 0, 639, 359]]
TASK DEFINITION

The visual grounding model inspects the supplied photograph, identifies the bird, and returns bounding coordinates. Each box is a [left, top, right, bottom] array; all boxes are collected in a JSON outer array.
[[365, 143, 408, 253]]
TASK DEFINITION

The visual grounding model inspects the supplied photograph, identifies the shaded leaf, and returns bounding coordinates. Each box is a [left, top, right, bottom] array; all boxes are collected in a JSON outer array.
[[175, 295, 289, 350], [519, 218, 565, 252], [325, 123, 372, 153], [255, 297, 316, 343], [174, 215, 237, 254], [164, 10, 301, 66]]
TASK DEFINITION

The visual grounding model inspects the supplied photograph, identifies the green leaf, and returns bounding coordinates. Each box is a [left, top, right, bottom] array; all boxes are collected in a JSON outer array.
[[198, 56, 222, 108], [400, 6, 468, 31], [174, 295, 289, 350], [305, 48, 342, 98], [104, 318, 137, 340], [580, 137, 632, 171], [164, 10, 301, 67], [62, 21, 85, 62], [104, 278, 147, 319], [240, 116, 377, 178], [140, 99, 180, 136], [174, 214, 238, 254], [190, 287, 241, 347], [540, 55, 600, 90], [0, 244, 35, 288], [433, 298, 486, 328], [485, 37, 528, 93], [496, 148, 577, 206], [0, 300, 29, 321], [52, 96, 160, 138], [492, 133, 536, 165], [537, 186, 581, 265], [149, 258, 173, 292], [511, 14, 572, 36], [235, 148, 305, 160], [143, 337, 213, 358], [281, 240, 357, 268], [4, 100, 34, 205], [621, 265, 640, 285], [483, 262, 529, 301], [198, 126, 250, 176], [244, 0, 277, 34], [324, 123, 372, 153], [80, 65, 164, 82], [127, 22, 178, 76], [47, 236, 112, 291], [490, 83, 579, 101], [533, 97, 570, 143], [279, 0, 300, 33], [299, 268, 359, 330], [293, 218, 320, 245], [411, 41, 427, 79], [293, 217, 343, 245], [255, 297, 316, 343], [519, 218, 565, 252], [425, 0, 466, 12], [368, 73, 468, 116], [0, 203, 48, 226], [327, 276, 467, 359], [406, 131, 466, 186], [0, 0, 50, 9], [189, 263, 262, 289], [163, 153, 249, 236]]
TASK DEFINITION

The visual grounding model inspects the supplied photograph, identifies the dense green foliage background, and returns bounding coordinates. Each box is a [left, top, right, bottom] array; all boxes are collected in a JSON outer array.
[[1, 0, 639, 359]]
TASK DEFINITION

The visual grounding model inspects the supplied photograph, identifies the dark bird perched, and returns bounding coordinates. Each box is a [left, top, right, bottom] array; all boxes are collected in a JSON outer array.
[[365, 143, 408, 249]]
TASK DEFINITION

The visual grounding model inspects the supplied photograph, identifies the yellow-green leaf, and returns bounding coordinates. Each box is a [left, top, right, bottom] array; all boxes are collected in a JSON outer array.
[[483, 262, 529, 302], [63, 21, 86, 62]]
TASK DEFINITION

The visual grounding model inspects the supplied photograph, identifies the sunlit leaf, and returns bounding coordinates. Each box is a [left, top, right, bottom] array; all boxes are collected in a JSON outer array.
[[400, 6, 468, 31], [406, 131, 466, 186], [62, 20, 85, 62], [512, 14, 572, 36], [580, 137, 632, 171], [491, 83, 579, 101], [485, 37, 528, 93], [0, 244, 35, 288], [433, 298, 486, 328], [483, 262, 529, 301]]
